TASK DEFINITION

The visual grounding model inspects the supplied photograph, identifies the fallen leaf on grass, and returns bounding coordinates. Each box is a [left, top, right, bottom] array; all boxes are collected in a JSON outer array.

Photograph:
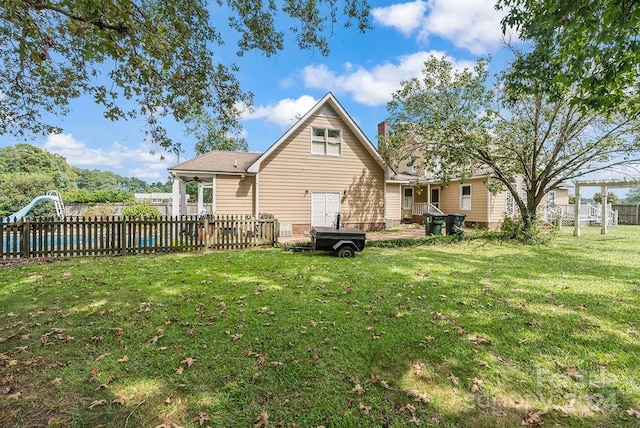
[[253, 411, 269, 427], [521, 410, 545, 426], [351, 384, 366, 395], [231, 333, 243, 341], [448, 373, 459, 386], [359, 402, 372, 414], [112, 397, 125, 405], [175, 366, 184, 375], [399, 404, 420, 425], [467, 334, 491, 346], [7, 391, 21, 399], [95, 353, 111, 361], [51, 378, 62, 385], [478, 360, 490, 368], [626, 408, 640, 419], [194, 411, 210, 426], [470, 378, 483, 393], [117, 355, 129, 363], [89, 399, 106, 409], [407, 389, 430, 404], [181, 357, 196, 368]]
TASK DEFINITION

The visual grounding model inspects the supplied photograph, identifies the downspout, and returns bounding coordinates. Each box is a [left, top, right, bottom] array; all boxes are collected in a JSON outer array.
[[254, 173, 260, 218]]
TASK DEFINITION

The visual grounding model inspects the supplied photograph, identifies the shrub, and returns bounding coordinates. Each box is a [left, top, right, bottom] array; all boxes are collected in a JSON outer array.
[[63, 189, 134, 203], [83, 204, 118, 218], [121, 202, 160, 219]]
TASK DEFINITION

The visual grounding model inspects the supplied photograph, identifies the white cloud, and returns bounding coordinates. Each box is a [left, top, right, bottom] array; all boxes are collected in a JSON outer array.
[[372, 1, 428, 36], [242, 95, 318, 127], [302, 51, 475, 106], [43, 133, 175, 182], [372, 0, 514, 55]]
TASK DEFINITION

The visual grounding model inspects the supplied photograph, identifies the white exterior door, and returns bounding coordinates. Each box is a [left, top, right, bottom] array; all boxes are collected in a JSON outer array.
[[311, 193, 341, 227]]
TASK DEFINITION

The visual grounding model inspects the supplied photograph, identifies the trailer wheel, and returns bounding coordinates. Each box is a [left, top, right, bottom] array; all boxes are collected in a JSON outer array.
[[337, 245, 355, 258]]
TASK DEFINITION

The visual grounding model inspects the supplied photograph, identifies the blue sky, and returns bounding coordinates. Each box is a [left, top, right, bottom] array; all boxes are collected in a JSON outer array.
[[1, 0, 637, 196]]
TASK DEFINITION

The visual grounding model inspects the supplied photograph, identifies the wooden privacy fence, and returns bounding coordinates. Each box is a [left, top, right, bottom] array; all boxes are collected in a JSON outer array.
[[1, 215, 279, 259], [612, 204, 640, 225]]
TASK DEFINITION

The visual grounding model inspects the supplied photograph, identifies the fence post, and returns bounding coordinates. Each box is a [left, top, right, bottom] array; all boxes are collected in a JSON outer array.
[[120, 218, 127, 256], [20, 218, 29, 258]]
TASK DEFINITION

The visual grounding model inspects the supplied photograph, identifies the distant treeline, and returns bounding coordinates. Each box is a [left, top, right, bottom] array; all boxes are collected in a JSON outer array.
[[0, 144, 172, 217]]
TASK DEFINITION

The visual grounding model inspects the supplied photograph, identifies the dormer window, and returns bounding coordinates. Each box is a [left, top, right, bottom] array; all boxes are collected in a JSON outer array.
[[311, 127, 342, 156]]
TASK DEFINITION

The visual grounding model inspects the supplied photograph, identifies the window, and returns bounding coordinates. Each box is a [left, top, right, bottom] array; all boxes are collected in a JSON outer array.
[[311, 127, 342, 156], [460, 185, 471, 210], [407, 155, 417, 174], [547, 190, 556, 206], [403, 188, 413, 209]]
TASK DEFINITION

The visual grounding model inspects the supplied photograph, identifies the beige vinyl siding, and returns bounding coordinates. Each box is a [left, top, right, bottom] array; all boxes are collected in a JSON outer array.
[[385, 183, 402, 220], [438, 178, 489, 223], [258, 115, 385, 226], [214, 175, 255, 215]]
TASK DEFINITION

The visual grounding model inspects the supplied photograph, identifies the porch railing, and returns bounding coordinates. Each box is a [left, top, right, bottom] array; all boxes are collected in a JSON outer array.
[[412, 202, 443, 216]]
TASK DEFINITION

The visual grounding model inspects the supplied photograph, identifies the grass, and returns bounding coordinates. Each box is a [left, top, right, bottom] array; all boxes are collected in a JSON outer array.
[[1, 226, 640, 427]]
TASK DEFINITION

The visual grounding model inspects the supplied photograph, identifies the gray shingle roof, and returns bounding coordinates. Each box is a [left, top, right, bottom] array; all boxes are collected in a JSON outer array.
[[168, 151, 262, 173]]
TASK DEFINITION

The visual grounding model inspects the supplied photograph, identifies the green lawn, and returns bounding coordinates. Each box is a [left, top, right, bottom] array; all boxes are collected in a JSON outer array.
[[1, 227, 639, 427]]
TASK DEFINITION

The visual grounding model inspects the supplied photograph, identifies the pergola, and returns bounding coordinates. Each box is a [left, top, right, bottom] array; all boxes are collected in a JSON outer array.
[[573, 177, 640, 236]]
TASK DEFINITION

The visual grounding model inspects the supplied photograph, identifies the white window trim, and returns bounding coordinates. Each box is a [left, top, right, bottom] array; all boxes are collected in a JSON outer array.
[[460, 184, 472, 211], [311, 127, 342, 156], [547, 189, 556, 206]]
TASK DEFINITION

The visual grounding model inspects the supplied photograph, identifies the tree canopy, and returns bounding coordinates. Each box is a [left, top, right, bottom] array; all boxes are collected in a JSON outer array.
[[496, 0, 640, 115], [381, 56, 640, 233], [0, 143, 170, 216], [1, 0, 370, 153]]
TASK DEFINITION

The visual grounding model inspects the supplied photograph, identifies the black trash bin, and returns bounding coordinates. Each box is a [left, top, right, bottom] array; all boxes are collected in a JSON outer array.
[[424, 213, 446, 236], [445, 213, 466, 236]]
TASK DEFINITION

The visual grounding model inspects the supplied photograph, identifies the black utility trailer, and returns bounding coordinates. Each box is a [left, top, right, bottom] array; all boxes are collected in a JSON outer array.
[[310, 226, 366, 257]]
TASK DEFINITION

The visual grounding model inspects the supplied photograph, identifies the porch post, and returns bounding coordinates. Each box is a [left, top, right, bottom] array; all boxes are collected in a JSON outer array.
[[574, 183, 581, 236], [171, 178, 186, 217], [601, 185, 608, 235], [197, 184, 204, 214]]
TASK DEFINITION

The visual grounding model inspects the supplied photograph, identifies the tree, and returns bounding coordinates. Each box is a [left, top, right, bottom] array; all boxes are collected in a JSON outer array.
[[1, 1, 370, 153], [381, 56, 640, 235], [496, 0, 640, 115], [0, 143, 76, 190], [186, 108, 248, 155], [624, 188, 640, 204], [593, 192, 619, 205], [0, 172, 56, 218]]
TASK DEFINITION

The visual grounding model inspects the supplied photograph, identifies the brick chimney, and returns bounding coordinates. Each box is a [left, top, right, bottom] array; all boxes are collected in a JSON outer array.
[[377, 121, 390, 137]]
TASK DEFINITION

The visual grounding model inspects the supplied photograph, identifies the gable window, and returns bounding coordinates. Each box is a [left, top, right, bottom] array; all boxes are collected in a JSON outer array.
[[460, 184, 472, 210], [311, 127, 342, 156], [407, 155, 417, 174]]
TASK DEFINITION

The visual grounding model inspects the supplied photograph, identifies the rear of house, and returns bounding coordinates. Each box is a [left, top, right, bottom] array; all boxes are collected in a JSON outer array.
[[169, 93, 387, 236]]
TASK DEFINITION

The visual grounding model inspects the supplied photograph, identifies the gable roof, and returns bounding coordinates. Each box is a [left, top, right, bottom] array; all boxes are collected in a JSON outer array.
[[246, 92, 386, 173], [168, 151, 261, 174]]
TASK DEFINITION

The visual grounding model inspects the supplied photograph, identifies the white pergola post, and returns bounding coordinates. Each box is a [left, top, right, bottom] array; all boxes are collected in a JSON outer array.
[[574, 183, 581, 236], [601, 185, 608, 235], [197, 184, 204, 214], [171, 178, 187, 217]]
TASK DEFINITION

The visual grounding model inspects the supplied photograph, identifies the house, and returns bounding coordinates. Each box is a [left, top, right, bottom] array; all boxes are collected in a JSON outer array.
[[168, 93, 388, 236], [380, 122, 571, 229]]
